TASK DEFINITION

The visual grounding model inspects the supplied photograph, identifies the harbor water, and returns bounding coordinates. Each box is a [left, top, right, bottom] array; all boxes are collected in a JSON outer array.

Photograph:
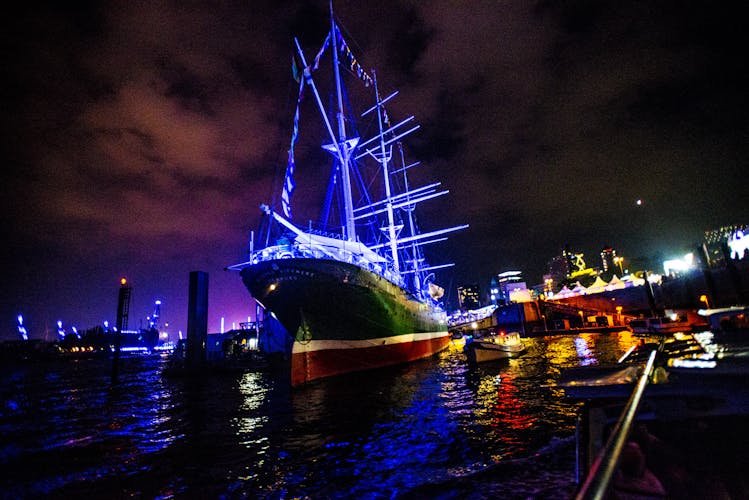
[[1, 331, 648, 499]]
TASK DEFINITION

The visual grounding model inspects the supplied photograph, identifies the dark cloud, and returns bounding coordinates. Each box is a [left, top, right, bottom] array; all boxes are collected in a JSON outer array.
[[2, 0, 747, 338]]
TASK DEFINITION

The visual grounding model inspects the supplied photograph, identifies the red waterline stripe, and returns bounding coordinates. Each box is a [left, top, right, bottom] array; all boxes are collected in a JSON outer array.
[[291, 336, 451, 386]]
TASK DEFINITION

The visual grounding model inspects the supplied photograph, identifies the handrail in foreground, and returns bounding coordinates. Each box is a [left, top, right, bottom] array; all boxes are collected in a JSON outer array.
[[575, 349, 658, 500]]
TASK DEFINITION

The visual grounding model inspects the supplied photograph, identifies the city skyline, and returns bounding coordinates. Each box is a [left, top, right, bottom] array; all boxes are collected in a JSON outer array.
[[2, 1, 748, 338]]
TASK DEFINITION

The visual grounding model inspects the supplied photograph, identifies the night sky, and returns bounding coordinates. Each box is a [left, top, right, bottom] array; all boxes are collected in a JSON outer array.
[[2, 0, 747, 339]]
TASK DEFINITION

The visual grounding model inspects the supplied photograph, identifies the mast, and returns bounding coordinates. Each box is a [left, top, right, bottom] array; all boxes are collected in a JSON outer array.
[[292, 15, 357, 240], [397, 141, 420, 287], [270, 4, 469, 292], [373, 71, 401, 275], [329, 2, 356, 241]]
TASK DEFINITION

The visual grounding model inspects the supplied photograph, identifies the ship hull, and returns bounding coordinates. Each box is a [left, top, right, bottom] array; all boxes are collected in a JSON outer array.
[[240, 258, 450, 385]]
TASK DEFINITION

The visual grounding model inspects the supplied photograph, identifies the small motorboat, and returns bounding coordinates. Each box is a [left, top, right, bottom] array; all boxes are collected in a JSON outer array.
[[464, 330, 526, 363]]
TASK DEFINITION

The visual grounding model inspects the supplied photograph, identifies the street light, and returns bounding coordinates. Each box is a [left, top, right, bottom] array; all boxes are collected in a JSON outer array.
[[699, 294, 710, 309]]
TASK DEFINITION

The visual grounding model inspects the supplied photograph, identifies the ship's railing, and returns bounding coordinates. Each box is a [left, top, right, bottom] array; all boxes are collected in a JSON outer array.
[[249, 242, 405, 287], [575, 349, 658, 500]]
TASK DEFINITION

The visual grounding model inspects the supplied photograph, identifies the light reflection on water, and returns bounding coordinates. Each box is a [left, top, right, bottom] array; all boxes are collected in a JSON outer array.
[[1, 332, 647, 498], [235, 371, 271, 444]]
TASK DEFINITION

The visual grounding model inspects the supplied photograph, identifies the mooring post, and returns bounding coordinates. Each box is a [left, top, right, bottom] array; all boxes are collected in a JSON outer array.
[[642, 271, 658, 318], [186, 271, 209, 372], [112, 277, 131, 383]]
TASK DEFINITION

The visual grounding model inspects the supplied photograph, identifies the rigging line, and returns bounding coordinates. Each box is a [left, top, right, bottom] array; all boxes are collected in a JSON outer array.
[[321, 159, 337, 229], [340, 72, 375, 216], [333, 14, 367, 67], [350, 157, 376, 235], [339, 78, 381, 216]]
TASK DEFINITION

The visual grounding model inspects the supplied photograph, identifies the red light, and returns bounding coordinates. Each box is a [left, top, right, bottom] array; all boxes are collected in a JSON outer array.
[[120, 277, 127, 286]]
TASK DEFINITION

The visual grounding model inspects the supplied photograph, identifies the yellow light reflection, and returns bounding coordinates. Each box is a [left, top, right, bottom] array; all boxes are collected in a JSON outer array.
[[235, 372, 271, 449]]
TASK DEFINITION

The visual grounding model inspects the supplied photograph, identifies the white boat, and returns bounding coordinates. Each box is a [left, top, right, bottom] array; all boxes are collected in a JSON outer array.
[[698, 305, 749, 334], [464, 331, 526, 363]]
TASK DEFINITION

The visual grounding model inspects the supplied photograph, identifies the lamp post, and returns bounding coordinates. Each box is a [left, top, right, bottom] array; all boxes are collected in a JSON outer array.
[[699, 294, 710, 309]]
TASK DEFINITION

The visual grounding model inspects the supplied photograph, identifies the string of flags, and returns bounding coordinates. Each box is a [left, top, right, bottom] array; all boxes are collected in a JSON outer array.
[[291, 33, 330, 83], [282, 76, 305, 219], [313, 33, 330, 72], [293, 25, 373, 88], [335, 26, 373, 87], [283, 23, 374, 217]]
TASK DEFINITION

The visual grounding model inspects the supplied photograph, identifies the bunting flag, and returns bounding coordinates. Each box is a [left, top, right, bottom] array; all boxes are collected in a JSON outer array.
[[291, 55, 301, 83], [335, 27, 373, 87], [282, 77, 305, 218], [312, 33, 330, 72]]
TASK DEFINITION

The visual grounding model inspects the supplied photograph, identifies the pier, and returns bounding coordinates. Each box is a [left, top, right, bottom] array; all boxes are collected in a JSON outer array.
[[451, 260, 749, 339]]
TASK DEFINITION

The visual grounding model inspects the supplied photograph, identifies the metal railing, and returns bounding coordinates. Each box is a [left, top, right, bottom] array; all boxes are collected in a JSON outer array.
[[575, 349, 658, 500]]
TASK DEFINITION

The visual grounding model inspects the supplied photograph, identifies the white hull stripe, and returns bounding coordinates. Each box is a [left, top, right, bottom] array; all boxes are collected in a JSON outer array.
[[292, 331, 449, 354]]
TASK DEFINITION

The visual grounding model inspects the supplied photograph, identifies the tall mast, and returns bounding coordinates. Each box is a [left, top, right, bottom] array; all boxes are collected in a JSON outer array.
[[373, 71, 400, 276], [329, 2, 356, 241], [397, 142, 419, 287]]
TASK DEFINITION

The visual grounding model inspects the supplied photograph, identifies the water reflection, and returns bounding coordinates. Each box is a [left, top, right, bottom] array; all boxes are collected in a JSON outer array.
[[235, 371, 271, 441], [574, 336, 596, 365], [1, 332, 645, 498]]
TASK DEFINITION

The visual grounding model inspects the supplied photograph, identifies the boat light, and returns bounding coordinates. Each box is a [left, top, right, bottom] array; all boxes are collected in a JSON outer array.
[[669, 358, 717, 369], [120, 346, 150, 353]]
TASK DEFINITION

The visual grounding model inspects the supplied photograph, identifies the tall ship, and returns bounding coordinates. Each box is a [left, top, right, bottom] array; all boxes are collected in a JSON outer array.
[[229, 4, 466, 386]]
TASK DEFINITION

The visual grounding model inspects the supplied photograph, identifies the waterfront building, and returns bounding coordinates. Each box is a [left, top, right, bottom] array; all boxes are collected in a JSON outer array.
[[457, 284, 481, 311], [495, 271, 530, 304], [489, 277, 499, 305], [600, 246, 622, 275], [703, 224, 749, 266], [663, 252, 695, 277], [545, 255, 568, 289], [562, 245, 585, 277]]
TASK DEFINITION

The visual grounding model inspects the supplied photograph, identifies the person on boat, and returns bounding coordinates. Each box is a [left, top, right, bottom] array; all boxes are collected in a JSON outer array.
[[630, 422, 733, 499], [629, 424, 688, 498], [613, 441, 667, 498]]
